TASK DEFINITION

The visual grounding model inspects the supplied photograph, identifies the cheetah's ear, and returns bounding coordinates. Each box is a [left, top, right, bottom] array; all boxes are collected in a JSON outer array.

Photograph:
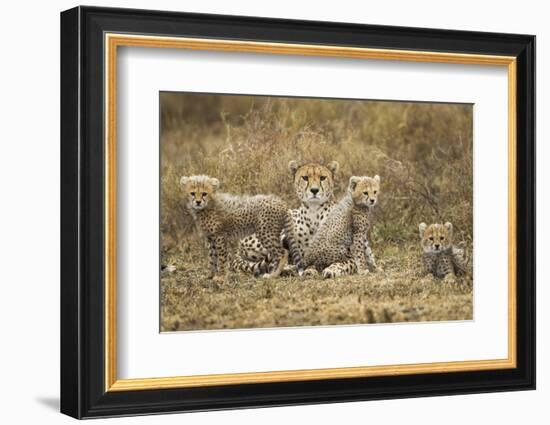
[[374, 174, 380, 183], [444, 222, 453, 234], [209, 177, 220, 190], [179, 176, 190, 188], [419, 222, 427, 238], [288, 160, 300, 175], [327, 160, 340, 175], [349, 176, 360, 191]]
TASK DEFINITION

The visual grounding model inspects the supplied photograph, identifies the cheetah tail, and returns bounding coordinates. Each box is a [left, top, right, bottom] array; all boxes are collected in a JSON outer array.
[[231, 256, 270, 277], [283, 211, 304, 276]]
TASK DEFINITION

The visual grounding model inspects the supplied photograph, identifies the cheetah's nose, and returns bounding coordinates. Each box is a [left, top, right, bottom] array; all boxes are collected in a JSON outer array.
[[434, 244, 440, 249], [195, 200, 202, 205], [310, 188, 319, 195]]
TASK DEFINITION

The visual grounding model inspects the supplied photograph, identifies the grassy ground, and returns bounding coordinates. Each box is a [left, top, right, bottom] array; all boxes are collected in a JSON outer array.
[[161, 241, 472, 332], [160, 93, 474, 331]]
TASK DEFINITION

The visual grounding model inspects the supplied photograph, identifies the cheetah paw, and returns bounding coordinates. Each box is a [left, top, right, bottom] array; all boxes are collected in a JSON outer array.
[[420, 274, 434, 284], [303, 268, 320, 278], [280, 265, 297, 277], [322, 269, 343, 279], [212, 275, 226, 284], [443, 274, 457, 284]]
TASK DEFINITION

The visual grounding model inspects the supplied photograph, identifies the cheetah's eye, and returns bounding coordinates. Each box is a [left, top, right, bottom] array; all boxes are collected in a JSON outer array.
[[202, 192, 208, 197], [363, 191, 369, 196], [320, 176, 327, 181], [190, 192, 195, 196], [302, 176, 309, 181], [429, 236, 434, 241], [374, 190, 377, 194], [440, 236, 444, 241]]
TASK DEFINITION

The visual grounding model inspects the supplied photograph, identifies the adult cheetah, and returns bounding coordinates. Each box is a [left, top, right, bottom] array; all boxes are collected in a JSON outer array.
[[232, 160, 340, 275]]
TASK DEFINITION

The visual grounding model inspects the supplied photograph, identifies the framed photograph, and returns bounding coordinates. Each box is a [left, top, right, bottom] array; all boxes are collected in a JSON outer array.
[[60, 6, 535, 419]]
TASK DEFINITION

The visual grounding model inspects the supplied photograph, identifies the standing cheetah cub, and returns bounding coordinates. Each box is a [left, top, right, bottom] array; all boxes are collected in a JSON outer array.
[[304, 175, 380, 278], [180, 175, 304, 283], [418, 222, 468, 283]]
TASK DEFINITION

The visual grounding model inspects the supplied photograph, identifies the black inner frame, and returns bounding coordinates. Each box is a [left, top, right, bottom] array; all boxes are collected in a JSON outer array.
[[60, 6, 535, 419]]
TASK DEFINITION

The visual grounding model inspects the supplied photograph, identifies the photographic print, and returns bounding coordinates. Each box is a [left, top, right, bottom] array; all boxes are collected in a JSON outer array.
[[160, 93, 474, 332]]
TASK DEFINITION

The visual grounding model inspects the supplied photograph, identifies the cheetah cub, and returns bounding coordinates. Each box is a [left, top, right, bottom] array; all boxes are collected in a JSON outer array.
[[418, 222, 468, 283], [180, 175, 304, 283], [304, 175, 379, 278]]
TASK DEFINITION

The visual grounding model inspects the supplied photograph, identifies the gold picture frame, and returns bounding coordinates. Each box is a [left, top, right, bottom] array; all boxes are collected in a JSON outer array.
[[104, 33, 517, 392]]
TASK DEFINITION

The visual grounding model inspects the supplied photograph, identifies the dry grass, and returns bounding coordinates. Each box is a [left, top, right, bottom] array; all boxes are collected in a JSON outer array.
[[160, 92, 473, 331], [161, 242, 472, 331]]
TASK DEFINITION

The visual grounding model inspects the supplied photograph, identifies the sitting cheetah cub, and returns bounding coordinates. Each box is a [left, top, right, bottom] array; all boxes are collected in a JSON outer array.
[[304, 175, 379, 278], [180, 175, 304, 283], [418, 222, 468, 283]]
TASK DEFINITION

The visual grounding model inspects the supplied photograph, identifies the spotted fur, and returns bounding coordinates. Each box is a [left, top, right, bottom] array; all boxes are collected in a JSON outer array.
[[419, 222, 468, 281], [233, 160, 339, 275], [180, 175, 303, 283], [303, 175, 380, 279]]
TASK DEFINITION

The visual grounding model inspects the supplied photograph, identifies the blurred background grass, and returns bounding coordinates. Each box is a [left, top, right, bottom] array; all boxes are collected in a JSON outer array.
[[160, 92, 473, 252]]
